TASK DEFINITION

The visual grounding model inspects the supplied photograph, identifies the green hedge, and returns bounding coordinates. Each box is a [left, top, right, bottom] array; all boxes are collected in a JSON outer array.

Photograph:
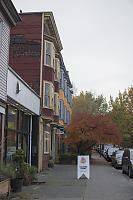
[[59, 154, 77, 164]]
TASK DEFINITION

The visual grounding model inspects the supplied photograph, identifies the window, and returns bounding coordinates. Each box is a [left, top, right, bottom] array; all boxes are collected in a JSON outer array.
[[54, 93, 59, 116], [55, 58, 60, 82], [46, 42, 51, 65], [44, 83, 50, 108], [60, 70, 63, 89], [44, 131, 50, 154], [0, 21, 2, 51], [43, 81, 54, 109], [59, 100, 63, 120], [44, 40, 55, 68]]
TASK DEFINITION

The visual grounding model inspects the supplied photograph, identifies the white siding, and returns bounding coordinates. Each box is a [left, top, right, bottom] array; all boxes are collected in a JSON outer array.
[[0, 11, 10, 103], [7, 68, 40, 115]]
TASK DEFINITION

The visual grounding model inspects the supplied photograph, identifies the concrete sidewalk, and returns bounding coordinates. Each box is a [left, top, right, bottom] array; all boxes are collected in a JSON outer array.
[[13, 164, 88, 200]]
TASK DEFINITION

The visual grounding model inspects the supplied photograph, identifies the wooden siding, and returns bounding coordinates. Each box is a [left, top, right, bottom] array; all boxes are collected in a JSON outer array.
[[0, 11, 10, 103], [9, 14, 42, 96]]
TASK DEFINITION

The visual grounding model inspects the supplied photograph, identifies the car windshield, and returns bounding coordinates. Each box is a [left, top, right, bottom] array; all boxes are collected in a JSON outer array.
[[116, 152, 123, 158], [130, 151, 133, 160]]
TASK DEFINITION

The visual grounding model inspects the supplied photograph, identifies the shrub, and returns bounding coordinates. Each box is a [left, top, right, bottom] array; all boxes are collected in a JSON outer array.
[[59, 153, 77, 164]]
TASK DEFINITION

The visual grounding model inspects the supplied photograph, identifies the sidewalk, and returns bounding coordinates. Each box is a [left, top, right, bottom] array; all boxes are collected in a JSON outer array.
[[12, 165, 87, 200], [9, 151, 108, 200]]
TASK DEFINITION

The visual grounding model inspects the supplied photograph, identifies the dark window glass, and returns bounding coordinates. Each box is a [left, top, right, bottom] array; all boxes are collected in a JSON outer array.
[[7, 130, 16, 162], [8, 107, 17, 130]]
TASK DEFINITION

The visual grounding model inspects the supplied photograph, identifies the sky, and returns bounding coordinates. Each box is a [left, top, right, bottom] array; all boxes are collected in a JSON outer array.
[[12, 0, 133, 102]]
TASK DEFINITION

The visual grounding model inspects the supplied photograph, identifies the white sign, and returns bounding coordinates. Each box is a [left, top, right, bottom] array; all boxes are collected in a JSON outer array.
[[77, 155, 90, 179]]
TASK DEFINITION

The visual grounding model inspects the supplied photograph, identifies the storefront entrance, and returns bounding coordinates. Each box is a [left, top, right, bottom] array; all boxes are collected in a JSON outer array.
[[5, 105, 30, 163]]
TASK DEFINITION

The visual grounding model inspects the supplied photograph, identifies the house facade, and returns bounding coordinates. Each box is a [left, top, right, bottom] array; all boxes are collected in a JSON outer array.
[[55, 63, 72, 160], [0, 0, 21, 163], [9, 12, 63, 170]]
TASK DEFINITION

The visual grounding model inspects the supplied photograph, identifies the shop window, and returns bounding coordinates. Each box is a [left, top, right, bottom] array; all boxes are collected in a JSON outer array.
[[8, 107, 17, 130], [7, 130, 16, 162], [44, 131, 50, 154]]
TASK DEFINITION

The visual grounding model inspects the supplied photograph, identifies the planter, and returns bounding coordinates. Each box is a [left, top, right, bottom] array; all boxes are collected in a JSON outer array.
[[0, 179, 10, 195], [11, 178, 23, 193]]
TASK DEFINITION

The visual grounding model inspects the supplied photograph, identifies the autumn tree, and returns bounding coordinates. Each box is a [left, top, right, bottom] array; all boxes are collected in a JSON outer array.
[[65, 113, 121, 155], [72, 91, 108, 117], [110, 87, 133, 146]]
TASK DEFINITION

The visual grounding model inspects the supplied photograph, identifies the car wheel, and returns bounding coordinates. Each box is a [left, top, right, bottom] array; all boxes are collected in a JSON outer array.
[[128, 168, 133, 178]]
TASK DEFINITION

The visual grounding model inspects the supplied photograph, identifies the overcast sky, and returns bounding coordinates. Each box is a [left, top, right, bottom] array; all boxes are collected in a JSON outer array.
[[12, 0, 133, 101]]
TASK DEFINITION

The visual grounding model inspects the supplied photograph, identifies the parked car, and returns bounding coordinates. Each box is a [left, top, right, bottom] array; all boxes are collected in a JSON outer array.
[[122, 148, 133, 178], [111, 150, 124, 169], [106, 147, 119, 162]]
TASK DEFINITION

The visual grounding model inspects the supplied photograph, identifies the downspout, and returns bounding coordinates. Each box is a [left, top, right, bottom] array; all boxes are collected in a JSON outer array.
[[29, 115, 32, 166], [38, 12, 44, 171], [40, 12, 44, 97]]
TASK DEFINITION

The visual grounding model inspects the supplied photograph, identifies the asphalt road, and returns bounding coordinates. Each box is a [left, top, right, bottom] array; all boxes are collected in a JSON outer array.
[[17, 151, 133, 200]]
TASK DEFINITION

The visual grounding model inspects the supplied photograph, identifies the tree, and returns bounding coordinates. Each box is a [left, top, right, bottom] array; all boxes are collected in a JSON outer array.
[[65, 113, 121, 154], [110, 87, 133, 146], [72, 91, 108, 117]]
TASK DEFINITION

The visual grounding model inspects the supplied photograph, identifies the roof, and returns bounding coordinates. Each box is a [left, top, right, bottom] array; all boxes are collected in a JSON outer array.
[[0, 0, 21, 27]]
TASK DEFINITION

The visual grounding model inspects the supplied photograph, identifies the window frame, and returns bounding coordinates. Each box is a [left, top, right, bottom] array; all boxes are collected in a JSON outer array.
[[54, 92, 59, 116], [54, 58, 60, 82], [44, 131, 50, 154], [43, 81, 54, 109], [44, 40, 55, 68]]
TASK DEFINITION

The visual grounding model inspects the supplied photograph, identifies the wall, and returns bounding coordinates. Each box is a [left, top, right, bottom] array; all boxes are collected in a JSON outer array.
[[0, 11, 10, 103], [7, 67, 40, 115]]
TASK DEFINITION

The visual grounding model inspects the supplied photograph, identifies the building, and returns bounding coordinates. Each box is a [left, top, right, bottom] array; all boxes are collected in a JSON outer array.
[[6, 67, 40, 166], [9, 12, 63, 170], [55, 62, 72, 160], [0, 0, 21, 163]]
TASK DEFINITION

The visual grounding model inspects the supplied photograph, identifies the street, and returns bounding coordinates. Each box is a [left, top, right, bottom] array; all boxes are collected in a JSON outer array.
[[15, 151, 133, 200]]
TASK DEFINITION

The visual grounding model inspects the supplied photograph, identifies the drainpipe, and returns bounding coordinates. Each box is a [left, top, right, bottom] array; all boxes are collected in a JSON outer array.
[[40, 12, 44, 97], [29, 115, 32, 166]]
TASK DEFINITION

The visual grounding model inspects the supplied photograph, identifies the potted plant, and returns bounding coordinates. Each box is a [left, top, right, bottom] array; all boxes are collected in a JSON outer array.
[[10, 149, 28, 192]]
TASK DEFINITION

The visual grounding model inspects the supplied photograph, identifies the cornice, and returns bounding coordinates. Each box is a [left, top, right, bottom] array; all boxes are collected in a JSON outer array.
[[0, 0, 21, 27], [44, 12, 63, 52]]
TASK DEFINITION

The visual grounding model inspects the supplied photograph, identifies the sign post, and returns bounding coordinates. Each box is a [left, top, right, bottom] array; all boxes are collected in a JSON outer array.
[[77, 155, 90, 179]]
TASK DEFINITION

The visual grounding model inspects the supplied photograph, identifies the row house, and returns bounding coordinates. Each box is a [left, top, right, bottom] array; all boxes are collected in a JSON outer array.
[[0, 0, 40, 169], [9, 12, 65, 170], [55, 62, 72, 160]]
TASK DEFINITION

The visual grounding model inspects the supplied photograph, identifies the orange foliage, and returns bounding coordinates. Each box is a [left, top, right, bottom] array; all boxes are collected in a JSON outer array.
[[65, 113, 121, 154]]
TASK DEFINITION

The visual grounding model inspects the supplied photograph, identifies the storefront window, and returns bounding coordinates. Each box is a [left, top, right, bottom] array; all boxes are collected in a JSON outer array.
[[8, 107, 17, 130], [7, 107, 17, 162], [7, 130, 16, 162]]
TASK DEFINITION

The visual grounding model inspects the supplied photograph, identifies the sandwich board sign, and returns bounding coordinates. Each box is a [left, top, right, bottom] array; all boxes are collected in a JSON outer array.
[[77, 155, 90, 179]]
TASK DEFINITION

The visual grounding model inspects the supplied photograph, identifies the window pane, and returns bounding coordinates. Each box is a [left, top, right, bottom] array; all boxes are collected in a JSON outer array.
[[46, 42, 50, 54], [45, 83, 50, 107], [46, 55, 51, 65], [7, 130, 16, 162], [8, 107, 17, 130]]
